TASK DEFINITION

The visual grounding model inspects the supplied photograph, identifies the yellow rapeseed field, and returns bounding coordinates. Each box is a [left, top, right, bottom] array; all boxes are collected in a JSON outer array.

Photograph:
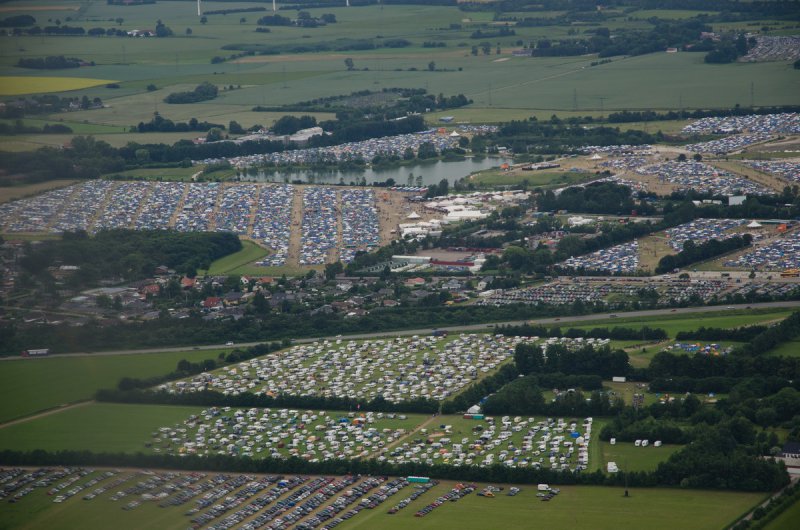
[[0, 76, 116, 96]]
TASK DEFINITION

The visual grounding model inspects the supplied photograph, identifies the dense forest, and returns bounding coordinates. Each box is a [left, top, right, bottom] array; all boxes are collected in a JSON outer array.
[[19, 230, 242, 287], [494, 118, 658, 154]]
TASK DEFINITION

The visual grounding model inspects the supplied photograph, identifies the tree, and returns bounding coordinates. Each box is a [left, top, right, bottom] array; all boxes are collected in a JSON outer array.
[[514, 343, 542, 374], [229, 120, 245, 135], [240, 17, 246, 24], [428, 61, 436, 71], [185, 27, 192, 35], [200, 16, 208, 25], [115, 17, 123, 26], [135, 148, 150, 163], [324, 261, 343, 280], [155, 20, 173, 37], [146, 83, 157, 92], [677, 153, 687, 162], [693, 153, 703, 162], [206, 127, 223, 142], [344, 58, 354, 71]]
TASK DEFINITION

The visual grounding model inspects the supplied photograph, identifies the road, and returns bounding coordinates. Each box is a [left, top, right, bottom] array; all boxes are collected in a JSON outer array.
[[4, 301, 798, 361]]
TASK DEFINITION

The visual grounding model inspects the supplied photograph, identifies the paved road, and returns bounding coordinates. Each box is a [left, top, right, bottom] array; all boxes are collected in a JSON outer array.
[[3, 301, 798, 361]]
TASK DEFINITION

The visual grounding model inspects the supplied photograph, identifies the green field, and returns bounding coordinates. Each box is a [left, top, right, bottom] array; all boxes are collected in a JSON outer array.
[[0, 403, 204, 453], [0, 349, 225, 423], [763, 497, 800, 530], [0, 1, 796, 153], [104, 166, 202, 180], [599, 441, 682, 472], [0, 76, 116, 96], [766, 339, 800, 357], [568, 309, 793, 338], [469, 168, 594, 187], [202, 239, 271, 275]]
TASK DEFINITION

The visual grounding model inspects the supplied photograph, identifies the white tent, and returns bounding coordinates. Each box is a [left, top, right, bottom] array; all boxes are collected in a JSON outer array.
[[747, 221, 762, 228], [407, 211, 421, 219]]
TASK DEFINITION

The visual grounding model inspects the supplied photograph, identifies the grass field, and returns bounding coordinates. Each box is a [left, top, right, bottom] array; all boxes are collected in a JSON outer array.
[[469, 168, 594, 187], [104, 166, 201, 180], [766, 339, 800, 357], [0, 403, 204, 453], [0, 179, 78, 204], [568, 309, 793, 338], [599, 441, 682, 472], [202, 239, 270, 275], [0, 76, 116, 96], [763, 497, 800, 530], [0, 349, 226, 423], [0, 2, 796, 154]]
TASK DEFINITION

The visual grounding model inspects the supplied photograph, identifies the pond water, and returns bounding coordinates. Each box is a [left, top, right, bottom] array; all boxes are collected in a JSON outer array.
[[238, 157, 504, 186]]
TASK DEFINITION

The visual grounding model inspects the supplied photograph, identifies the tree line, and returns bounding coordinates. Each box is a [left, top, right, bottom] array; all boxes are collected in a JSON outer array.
[[96, 389, 439, 414], [135, 114, 225, 133], [675, 324, 768, 343], [497, 323, 668, 341], [655, 234, 752, 274], [17, 56, 87, 69], [164, 82, 219, 104]]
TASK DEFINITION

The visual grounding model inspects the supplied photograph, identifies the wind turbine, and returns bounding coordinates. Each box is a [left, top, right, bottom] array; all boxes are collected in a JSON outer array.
[[197, 0, 202, 16], [273, 0, 277, 12]]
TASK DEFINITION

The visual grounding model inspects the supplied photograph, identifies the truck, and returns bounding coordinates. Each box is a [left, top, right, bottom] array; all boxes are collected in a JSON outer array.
[[432, 329, 448, 337], [22, 348, 50, 357]]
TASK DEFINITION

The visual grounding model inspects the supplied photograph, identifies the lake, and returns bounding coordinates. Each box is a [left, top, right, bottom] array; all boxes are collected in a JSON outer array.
[[238, 157, 505, 186]]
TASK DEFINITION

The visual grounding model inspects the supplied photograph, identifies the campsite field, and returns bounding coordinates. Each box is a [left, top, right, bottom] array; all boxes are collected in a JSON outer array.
[[599, 441, 682, 473], [0, 349, 226, 423]]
